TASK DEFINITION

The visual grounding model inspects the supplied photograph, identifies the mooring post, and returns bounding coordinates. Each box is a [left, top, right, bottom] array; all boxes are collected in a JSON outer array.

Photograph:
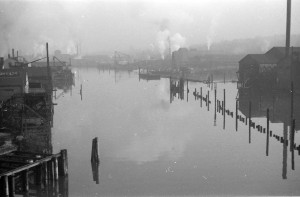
[[59, 149, 68, 177], [266, 108, 270, 156], [249, 101, 252, 144]]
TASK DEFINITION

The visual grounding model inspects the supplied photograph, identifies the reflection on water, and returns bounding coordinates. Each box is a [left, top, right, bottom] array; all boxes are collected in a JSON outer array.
[[238, 88, 300, 180], [50, 68, 300, 196]]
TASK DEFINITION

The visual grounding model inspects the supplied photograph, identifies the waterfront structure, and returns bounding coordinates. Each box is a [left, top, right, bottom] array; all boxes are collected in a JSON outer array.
[[237, 46, 300, 90]]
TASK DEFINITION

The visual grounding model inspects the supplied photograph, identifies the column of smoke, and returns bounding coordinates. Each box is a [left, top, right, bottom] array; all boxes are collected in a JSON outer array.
[[155, 20, 187, 59], [206, 13, 220, 51]]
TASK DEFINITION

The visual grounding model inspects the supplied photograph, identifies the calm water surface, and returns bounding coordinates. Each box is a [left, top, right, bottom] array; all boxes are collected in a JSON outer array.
[[52, 67, 300, 196]]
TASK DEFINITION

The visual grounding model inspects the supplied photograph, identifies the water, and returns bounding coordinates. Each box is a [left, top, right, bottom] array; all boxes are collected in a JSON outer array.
[[51, 67, 300, 196]]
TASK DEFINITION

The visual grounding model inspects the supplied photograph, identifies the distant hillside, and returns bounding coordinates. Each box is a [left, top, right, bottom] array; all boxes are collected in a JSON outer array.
[[191, 34, 300, 56]]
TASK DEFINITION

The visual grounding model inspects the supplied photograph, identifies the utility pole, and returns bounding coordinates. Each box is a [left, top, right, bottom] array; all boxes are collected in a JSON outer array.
[[285, 0, 291, 58]]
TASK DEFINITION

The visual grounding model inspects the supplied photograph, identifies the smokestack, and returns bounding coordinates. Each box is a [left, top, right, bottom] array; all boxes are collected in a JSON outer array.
[[285, 0, 291, 57], [17, 50, 19, 57], [12, 49, 15, 58]]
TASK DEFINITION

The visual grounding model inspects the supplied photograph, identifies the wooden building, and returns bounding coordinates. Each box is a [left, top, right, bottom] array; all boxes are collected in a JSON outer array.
[[238, 47, 300, 90], [0, 69, 28, 102], [26, 67, 51, 94]]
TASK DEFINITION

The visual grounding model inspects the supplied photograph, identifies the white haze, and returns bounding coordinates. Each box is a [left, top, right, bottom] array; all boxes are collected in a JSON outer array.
[[0, 0, 300, 56]]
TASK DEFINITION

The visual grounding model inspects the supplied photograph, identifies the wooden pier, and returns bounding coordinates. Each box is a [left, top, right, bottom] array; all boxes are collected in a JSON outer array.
[[0, 150, 68, 196]]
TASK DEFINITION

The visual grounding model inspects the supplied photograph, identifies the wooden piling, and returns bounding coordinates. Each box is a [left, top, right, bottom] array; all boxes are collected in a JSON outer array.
[[223, 89, 226, 114], [291, 119, 295, 170], [200, 87, 202, 107], [186, 80, 189, 102], [59, 175, 69, 197], [22, 170, 29, 193], [91, 161, 100, 184], [290, 81, 294, 130], [59, 149, 68, 176], [8, 175, 15, 197], [214, 88, 217, 126], [290, 119, 295, 152], [249, 101, 252, 144], [49, 160, 55, 180], [266, 109, 270, 156], [54, 157, 59, 181], [207, 90, 210, 111], [35, 165, 42, 186], [223, 89, 226, 130], [80, 84, 83, 101], [282, 121, 288, 179], [3, 176, 9, 196], [221, 101, 224, 116], [43, 162, 49, 186], [235, 99, 238, 131], [91, 138, 100, 163]]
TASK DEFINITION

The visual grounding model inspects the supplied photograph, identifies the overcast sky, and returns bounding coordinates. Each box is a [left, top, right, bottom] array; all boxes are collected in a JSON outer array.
[[0, 0, 300, 56]]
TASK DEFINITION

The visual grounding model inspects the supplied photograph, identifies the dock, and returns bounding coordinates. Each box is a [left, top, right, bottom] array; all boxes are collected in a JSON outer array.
[[0, 150, 68, 196]]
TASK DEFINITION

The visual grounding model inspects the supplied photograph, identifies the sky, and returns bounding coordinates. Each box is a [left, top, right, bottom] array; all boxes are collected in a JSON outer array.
[[0, 0, 300, 56]]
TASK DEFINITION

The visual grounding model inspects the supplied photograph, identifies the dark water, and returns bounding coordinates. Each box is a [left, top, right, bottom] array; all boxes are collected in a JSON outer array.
[[51, 67, 300, 196]]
